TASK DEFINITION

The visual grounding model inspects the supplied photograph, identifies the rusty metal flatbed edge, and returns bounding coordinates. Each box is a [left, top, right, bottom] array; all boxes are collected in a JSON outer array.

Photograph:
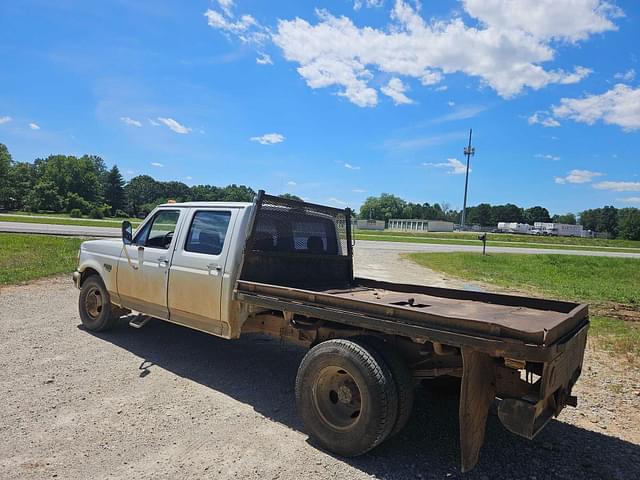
[[235, 279, 589, 363]]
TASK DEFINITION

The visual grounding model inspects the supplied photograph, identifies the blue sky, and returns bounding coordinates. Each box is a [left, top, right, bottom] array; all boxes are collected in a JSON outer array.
[[1, 0, 639, 215]]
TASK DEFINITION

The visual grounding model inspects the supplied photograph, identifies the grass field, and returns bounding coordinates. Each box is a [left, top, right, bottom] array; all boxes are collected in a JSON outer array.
[[361, 229, 640, 249], [0, 214, 141, 228], [405, 252, 640, 359], [0, 233, 83, 285]]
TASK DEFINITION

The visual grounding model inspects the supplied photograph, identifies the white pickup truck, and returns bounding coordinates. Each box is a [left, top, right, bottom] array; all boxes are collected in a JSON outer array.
[[73, 192, 589, 472]]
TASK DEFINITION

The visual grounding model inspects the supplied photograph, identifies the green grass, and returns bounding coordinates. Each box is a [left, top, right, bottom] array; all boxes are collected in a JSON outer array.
[[0, 214, 141, 228], [355, 232, 640, 253], [405, 252, 640, 359], [0, 233, 83, 285], [590, 316, 640, 358]]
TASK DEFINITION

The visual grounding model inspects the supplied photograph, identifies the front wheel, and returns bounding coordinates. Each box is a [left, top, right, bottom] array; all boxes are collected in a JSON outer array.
[[78, 275, 119, 332], [295, 338, 398, 456]]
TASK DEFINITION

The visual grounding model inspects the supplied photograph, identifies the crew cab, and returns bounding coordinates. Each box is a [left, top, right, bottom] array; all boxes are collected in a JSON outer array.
[[73, 192, 589, 472]]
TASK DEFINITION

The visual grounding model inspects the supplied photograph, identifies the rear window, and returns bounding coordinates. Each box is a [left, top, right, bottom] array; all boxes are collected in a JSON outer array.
[[252, 211, 339, 255], [185, 210, 232, 255]]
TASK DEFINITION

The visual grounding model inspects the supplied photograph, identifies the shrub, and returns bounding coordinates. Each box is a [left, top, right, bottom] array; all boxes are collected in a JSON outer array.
[[89, 207, 104, 219], [65, 192, 92, 215], [70, 208, 82, 218], [114, 209, 129, 218]]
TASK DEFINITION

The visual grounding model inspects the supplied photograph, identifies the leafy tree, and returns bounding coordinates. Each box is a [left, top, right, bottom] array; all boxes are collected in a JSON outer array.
[[579, 208, 600, 231], [65, 192, 91, 214], [524, 206, 551, 224], [280, 193, 303, 201], [39, 155, 102, 204], [25, 181, 64, 212], [599, 205, 618, 237], [552, 213, 577, 224], [9, 162, 39, 210], [618, 208, 640, 241], [125, 175, 162, 215], [359, 193, 406, 222], [104, 165, 126, 215], [0, 143, 13, 210]]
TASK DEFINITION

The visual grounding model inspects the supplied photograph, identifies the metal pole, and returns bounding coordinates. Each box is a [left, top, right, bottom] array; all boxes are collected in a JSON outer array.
[[461, 129, 474, 230]]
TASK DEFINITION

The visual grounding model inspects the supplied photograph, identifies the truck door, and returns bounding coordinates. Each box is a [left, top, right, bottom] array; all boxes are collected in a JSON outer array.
[[117, 209, 182, 319], [167, 208, 236, 335]]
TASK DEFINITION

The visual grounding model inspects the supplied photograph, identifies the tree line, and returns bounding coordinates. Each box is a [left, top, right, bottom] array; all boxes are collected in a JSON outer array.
[[358, 193, 640, 240], [1, 144, 638, 239], [0, 144, 254, 218]]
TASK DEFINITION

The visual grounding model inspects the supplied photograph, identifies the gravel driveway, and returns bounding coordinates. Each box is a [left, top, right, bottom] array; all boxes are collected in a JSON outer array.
[[1, 251, 639, 480]]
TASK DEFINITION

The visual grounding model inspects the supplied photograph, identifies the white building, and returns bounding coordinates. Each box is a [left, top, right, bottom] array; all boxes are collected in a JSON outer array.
[[497, 222, 532, 234], [534, 222, 584, 237], [388, 219, 454, 232], [356, 219, 385, 231]]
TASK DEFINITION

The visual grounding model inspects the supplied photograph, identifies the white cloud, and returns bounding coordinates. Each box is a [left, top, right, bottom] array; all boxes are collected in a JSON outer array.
[[125, 169, 135, 175], [593, 181, 640, 192], [287, 180, 297, 186], [354, 0, 384, 11], [150, 162, 164, 168], [0, 116, 12, 124], [250, 133, 285, 144], [204, 5, 267, 44], [148, 118, 160, 126], [256, 53, 273, 65], [352, 188, 366, 193], [535, 153, 560, 161], [29, 122, 40, 130], [553, 84, 640, 131], [463, 0, 622, 42], [447, 101, 455, 107], [618, 196, 640, 204], [614, 68, 635, 81], [424, 158, 468, 175], [185, 176, 193, 180], [157, 117, 191, 134], [380, 77, 413, 105], [120, 116, 142, 127], [344, 163, 361, 170], [435, 85, 448, 92], [528, 111, 561, 127], [431, 104, 487, 123], [217, 0, 234, 17], [269, 0, 605, 107], [554, 169, 603, 184]]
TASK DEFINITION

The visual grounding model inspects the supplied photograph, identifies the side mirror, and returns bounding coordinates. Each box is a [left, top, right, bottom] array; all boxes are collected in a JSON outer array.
[[122, 221, 133, 245]]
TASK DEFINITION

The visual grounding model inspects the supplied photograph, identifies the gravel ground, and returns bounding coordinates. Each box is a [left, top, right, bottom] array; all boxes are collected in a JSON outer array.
[[1, 252, 639, 480]]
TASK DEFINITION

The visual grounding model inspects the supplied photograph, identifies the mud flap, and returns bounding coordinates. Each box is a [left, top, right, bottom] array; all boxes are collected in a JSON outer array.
[[459, 347, 496, 473]]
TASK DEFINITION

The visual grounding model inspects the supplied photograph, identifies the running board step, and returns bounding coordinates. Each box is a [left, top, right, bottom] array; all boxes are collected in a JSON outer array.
[[129, 315, 152, 329]]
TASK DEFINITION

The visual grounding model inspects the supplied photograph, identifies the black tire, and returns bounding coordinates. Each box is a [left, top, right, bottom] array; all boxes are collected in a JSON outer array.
[[78, 275, 120, 332], [295, 338, 398, 457], [357, 337, 415, 437]]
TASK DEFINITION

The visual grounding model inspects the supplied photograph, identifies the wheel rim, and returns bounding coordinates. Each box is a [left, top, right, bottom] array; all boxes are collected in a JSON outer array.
[[312, 366, 363, 431], [84, 286, 103, 319]]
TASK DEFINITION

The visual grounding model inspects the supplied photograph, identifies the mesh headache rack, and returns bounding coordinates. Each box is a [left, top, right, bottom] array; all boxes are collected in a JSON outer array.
[[240, 191, 354, 289]]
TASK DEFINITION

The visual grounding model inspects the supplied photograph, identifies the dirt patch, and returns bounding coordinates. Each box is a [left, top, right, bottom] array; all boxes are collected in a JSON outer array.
[[1, 272, 639, 479]]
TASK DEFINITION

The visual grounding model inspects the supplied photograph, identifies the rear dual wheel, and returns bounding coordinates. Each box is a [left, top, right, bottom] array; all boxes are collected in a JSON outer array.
[[296, 338, 412, 456]]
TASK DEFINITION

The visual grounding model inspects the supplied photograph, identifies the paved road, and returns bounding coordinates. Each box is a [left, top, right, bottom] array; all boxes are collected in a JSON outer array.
[[3, 221, 640, 258], [0, 221, 121, 237], [354, 239, 640, 258]]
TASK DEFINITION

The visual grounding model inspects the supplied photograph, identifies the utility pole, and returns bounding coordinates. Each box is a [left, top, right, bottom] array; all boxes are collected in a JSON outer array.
[[460, 128, 475, 230]]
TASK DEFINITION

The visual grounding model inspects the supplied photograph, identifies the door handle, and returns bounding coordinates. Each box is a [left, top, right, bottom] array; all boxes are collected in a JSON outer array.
[[158, 257, 169, 267], [207, 263, 222, 274]]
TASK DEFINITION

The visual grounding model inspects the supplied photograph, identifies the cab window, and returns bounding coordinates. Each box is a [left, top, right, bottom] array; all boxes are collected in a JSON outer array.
[[185, 210, 232, 255], [134, 210, 180, 249]]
